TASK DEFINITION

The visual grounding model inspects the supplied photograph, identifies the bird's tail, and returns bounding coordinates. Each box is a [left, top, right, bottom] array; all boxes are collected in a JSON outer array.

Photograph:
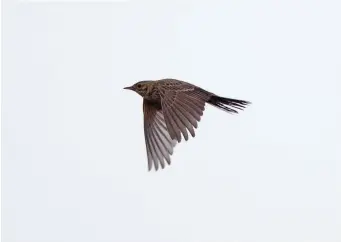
[[207, 95, 251, 114]]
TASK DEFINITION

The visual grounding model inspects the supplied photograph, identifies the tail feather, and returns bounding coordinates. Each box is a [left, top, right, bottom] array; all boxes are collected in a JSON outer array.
[[207, 95, 251, 114]]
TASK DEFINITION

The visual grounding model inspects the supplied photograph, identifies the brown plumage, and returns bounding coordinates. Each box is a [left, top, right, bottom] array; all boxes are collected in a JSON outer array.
[[124, 78, 251, 171]]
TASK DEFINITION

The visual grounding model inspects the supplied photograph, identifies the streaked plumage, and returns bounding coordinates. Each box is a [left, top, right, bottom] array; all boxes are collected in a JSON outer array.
[[124, 78, 251, 171]]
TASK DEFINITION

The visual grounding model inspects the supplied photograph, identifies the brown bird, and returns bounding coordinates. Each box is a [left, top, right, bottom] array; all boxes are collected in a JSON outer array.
[[124, 78, 250, 171]]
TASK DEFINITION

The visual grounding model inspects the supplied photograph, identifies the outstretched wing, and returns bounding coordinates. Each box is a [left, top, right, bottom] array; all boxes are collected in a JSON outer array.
[[143, 99, 177, 171], [158, 80, 211, 142]]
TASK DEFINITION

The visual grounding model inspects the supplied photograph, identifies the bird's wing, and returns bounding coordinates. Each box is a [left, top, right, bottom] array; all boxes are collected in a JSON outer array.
[[143, 99, 177, 171], [158, 82, 210, 142]]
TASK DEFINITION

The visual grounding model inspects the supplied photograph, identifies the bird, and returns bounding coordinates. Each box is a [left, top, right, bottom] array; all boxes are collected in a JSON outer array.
[[124, 78, 251, 171]]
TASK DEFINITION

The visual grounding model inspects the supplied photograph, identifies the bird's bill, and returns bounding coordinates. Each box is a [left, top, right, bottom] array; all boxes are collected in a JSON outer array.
[[123, 86, 133, 90]]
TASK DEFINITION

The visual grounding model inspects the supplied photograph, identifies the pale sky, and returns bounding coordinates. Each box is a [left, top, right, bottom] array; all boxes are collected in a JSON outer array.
[[2, 0, 341, 242]]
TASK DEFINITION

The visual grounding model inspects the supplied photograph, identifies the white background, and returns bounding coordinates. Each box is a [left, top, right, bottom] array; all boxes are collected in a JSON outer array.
[[2, 0, 341, 241]]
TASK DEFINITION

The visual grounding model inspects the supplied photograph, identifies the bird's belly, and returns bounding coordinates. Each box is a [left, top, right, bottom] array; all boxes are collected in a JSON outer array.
[[144, 98, 162, 110]]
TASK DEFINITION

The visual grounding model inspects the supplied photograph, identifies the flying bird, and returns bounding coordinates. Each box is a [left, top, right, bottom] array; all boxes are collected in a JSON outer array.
[[124, 78, 250, 171]]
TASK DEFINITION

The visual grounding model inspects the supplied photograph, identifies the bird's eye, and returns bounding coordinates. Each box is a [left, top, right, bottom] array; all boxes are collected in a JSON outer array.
[[136, 84, 142, 88]]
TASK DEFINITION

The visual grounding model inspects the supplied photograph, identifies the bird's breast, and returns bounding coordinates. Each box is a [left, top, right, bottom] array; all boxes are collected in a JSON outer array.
[[145, 86, 161, 101]]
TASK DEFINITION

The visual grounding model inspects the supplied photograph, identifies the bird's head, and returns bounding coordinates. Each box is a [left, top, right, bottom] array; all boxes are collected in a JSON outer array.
[[124, 81, 150, 97]]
